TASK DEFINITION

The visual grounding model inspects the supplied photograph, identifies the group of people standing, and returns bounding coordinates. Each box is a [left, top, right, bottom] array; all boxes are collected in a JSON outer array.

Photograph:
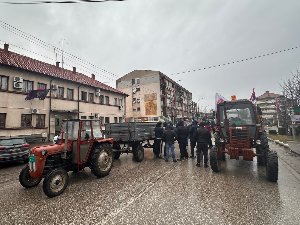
[[153, 120, 212, 167]]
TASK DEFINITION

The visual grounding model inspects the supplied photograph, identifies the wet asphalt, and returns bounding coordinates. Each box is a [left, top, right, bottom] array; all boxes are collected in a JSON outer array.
[[0, 140, 300, 224]]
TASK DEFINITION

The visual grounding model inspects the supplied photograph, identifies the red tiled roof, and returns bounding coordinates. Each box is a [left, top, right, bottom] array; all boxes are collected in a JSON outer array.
[[257, 91, 282, 99], [0, 47, 127, 96]]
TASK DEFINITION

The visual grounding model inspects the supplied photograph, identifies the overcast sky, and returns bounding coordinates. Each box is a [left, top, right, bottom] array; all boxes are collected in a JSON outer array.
[[0, 0, 299, 111]]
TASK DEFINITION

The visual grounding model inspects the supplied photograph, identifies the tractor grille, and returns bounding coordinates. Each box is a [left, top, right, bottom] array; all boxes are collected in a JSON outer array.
[[231, 129, 248, 140]]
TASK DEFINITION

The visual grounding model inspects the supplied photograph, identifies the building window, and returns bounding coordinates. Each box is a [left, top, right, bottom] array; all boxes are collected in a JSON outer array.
[[67, 88, 74, 100], [105, 96, 109, 105], [36, 114, 45, 127], [81, 91, 87, 101], [21, 114, 32, 128], [132, 79, 135, 85], [0, 75, 8, 90], [137, 107, 140, 111], [99, 95, 104, 104], [89, 116, 94, 119], [119, 98, 122, 106], [89, 93, 94, 102], [137, 78, 140, 84], [81, 116, 87, 119], [119, 117, 122, 123], [0, 113, 6, 128], [57, 87, 64, 98], [114, 98, 118, 106], [105, 117, 110, 124], [37, 82, 47, 89], [114, 117, 118, 123], [22, 80, 33, 93]]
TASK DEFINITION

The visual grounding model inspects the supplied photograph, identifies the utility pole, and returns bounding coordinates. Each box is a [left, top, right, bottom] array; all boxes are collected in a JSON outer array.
[[59, 38, 68, 69]]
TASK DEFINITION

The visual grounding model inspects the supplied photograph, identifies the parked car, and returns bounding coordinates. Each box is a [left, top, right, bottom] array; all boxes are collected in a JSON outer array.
[[0, 137, 30, 163]]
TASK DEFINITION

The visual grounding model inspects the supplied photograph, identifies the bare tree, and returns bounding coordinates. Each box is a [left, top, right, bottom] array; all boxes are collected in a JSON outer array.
[[280, 69, 300, 106]]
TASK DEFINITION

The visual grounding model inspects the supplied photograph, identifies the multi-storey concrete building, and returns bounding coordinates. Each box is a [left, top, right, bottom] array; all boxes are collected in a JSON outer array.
[[0, 44, 127, 140], [116, 70, 194, 123], [257, 91, 284, 125]]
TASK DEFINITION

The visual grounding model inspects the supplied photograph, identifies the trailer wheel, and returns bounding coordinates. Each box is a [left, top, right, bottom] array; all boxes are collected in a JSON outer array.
[[43, 168, 69, 198], [114, 152, 121, 159], [210, 146, 220, 172], [133, 144, 144, 162], [266, 150, 278, 182], [19, 165, 42, 188], [89, 144, 113, 178]]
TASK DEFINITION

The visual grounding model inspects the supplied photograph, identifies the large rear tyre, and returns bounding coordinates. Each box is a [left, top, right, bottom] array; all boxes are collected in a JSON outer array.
[[43, 168, 69, 198], [133, 144, 144, 162], [257, 131, 269, 166], [19, 165, 42, 188], [89, 144, 113, 178], [256, 146, 266, 166], [210, 146, 220, 172], [266, 150, 278, 182]]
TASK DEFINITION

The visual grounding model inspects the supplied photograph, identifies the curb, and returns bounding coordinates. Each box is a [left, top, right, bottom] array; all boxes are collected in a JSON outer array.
[[267, 137, 300, 156]]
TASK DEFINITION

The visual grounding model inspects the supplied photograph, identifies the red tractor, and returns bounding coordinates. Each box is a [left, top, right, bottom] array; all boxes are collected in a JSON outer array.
[[19, 119, 114, 197], [211, 100, 278, 182]]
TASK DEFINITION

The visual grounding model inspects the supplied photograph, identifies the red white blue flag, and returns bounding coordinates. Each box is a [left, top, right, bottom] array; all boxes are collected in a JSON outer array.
[[276, 97, 281, 113], [250, 88, 256, 104], [25, 89, 49, 101]]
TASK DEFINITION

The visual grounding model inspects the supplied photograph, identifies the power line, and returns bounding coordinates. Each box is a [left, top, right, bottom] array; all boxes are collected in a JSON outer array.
[[0, 0, 130, 5], [169, 45, 300, 76], [0, 21, 119, 79]]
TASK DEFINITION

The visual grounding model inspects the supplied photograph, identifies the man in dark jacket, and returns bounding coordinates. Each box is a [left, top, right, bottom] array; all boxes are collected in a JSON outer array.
[[162, 124, 178, 162], [175, 120, 189, 159], [154, 121, 164, 158], [193, 122, 212, 167], [188, 120, 198, 158]]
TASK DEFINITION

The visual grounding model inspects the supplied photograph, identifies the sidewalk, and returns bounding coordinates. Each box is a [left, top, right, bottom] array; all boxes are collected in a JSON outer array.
[[286, 141, 300, 156]]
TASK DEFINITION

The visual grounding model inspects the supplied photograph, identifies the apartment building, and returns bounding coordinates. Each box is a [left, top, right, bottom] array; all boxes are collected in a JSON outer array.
[[116, 70, 194, 123], [0, 44, 127, 140]]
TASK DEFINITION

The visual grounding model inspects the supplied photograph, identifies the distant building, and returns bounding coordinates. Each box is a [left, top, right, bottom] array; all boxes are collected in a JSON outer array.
[[116, 70, 194, 123], [257, 91, 285, 125], [0, 44, 128, 140]]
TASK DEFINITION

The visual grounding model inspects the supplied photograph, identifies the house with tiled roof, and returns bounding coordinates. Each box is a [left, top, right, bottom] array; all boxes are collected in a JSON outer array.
[[257, 91, 284, 125], [0, 44, 128, 140]]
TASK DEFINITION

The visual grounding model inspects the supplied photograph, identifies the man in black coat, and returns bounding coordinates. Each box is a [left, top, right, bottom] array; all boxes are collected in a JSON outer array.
[[154, 121, 164, 158], [188, 120, 198, 158], [162, 124, 178, 162], [193, 122, 212, 167], [175, 120, 189, 159]]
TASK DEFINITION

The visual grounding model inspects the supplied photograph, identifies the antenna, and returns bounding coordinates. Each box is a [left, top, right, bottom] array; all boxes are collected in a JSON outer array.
[[59, 38, 68, 68]]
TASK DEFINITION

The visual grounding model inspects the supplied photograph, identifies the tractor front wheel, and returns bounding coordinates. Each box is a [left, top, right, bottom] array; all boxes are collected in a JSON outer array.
[[210, 146, 220, 172], [19, 165, 42, 188], [43, 168, 69, 198], [266, 150, 278, 182], [89, 144, 113, 178]]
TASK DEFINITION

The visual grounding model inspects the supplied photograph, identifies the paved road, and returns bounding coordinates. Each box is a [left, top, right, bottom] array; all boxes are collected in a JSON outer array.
[[0, 141, 300, 224]]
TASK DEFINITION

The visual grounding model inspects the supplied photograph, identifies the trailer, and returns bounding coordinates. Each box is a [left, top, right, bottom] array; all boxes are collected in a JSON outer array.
[[105, 122, 156, 161]]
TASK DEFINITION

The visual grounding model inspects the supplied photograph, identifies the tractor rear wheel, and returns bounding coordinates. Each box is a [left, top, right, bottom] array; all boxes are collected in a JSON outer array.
[[89, 144, 113, 178], [210, 146, 220, 172], [257, 131, 269, 166], [266, 150, 278, 182], [43, 168, 69, 198], [113, 151, 121, 159], [19, 165, 42, 188], [133, 144, 144, 162]]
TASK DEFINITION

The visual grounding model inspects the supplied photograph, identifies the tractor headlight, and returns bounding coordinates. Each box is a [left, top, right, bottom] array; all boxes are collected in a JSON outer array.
[[42, 149, 48, 156], [219, 138, 225, 142], [256, 140, 261, 144]]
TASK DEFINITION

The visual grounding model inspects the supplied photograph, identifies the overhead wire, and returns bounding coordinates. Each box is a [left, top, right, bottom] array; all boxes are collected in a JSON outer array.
[[0, 0, 131, 5]]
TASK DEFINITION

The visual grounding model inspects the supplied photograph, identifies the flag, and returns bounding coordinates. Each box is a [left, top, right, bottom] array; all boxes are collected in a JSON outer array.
[[276, 97, 281, 113], [25, 89, 49, 101], [215, 93, 227, 110], [250, 88, 256, 104]]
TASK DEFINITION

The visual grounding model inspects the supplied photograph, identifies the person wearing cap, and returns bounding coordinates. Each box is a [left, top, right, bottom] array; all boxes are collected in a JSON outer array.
[[162, 124, 178, 162], [193, 122, 212, 167], [154, 121, 164, 158]]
